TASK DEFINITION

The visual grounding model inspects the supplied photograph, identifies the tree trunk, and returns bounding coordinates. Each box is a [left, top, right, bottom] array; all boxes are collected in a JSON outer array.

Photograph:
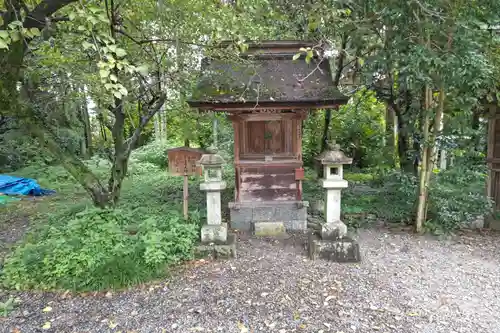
[[80, 89, 93, 159], [415, 85, 432, 233], [415, 83, 445, 232], [395, 110, 413, 173], [321, 109, 332, 152], [28, 122, 110, 207], [213, 114, 218, 148], [385, 106, 396, 167], [321, 34, 347, 153]]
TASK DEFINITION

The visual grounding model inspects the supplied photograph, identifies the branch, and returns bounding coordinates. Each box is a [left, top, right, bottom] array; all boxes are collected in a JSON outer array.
[[116, 29, 207, 47], [24, 0, 76, 29], [126, 94, 166, 151]]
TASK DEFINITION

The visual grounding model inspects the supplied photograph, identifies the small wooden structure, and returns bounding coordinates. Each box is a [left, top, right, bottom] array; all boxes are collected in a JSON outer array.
[[188, 40, 348, 230], [166, 147, 205, 218], [167, 147, 204, 176]]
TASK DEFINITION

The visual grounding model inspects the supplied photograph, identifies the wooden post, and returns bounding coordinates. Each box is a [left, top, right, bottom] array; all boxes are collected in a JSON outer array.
[[183, 163, 189, 220]]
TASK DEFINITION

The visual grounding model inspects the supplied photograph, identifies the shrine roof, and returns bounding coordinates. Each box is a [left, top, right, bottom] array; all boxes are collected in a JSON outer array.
[[187, 41, 348, 111]]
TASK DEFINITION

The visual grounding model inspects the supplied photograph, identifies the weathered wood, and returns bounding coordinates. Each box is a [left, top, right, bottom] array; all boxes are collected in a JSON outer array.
[[166, 147, 204, 176]]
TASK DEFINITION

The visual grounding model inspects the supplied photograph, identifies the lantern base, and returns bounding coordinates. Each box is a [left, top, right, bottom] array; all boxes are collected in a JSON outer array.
[[195, 233, 237, 259], [308, 232, 361, 263]]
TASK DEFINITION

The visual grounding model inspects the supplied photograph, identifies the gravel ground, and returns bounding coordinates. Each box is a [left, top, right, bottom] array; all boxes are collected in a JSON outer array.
[[2, 228, 500, 333]]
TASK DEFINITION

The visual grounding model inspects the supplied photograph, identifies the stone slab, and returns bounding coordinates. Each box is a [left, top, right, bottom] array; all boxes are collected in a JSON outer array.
[[200, 223, 227, 243], [308, 233, 361, 263], [284, 219, 307, 230], [195, 233, 237, 259], [254, 221, 286, 237], [229, 201, 309, 232]]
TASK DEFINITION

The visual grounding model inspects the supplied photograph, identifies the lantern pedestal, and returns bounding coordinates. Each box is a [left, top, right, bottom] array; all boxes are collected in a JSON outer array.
[[196, 152, 237, 259], [308, 142, 361, 263], [308, 233, 361, 262]]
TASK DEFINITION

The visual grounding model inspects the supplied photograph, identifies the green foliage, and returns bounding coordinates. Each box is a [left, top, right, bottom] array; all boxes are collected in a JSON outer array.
[[331, 90, 389, 168], [0, 296, 21, 317], [2, 207, 198, 291], [130, 141, 170, 168]]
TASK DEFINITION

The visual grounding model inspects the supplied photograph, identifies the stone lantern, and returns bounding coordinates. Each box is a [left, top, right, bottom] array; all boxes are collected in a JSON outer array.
[[198, 152, 227, 243], [308, 142, 361, 262]]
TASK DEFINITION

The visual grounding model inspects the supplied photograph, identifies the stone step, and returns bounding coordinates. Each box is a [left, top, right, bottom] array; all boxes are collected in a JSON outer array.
[[229, 201, 308, 232], [253, 221, 286, 237]]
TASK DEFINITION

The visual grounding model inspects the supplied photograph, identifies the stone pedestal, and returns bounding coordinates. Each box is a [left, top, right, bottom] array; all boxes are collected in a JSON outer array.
[[196, 152, 237, 259], [308, 142, 361, 263], [308, 232, 360, 262]]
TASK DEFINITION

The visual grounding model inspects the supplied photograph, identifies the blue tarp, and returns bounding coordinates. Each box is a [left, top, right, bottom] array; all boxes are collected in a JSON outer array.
[[0, 175, 55, 196]]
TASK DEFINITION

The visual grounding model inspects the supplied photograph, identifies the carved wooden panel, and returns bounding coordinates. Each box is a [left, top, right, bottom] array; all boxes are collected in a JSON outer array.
[[265, 120, 283, 153], [246, 121, 266, 154]]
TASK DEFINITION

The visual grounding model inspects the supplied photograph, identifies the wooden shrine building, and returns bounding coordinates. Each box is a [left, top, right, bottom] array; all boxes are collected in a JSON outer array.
[[486, 98, 500, 224], [188, 40, 348, 231]]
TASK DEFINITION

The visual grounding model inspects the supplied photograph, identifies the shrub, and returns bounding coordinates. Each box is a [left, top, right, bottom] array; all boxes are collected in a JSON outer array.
[[131, 141, 170, 168], [1, 208, 198, 291]]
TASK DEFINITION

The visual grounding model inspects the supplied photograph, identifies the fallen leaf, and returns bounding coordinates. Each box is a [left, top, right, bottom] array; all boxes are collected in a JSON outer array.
[[42, 306, 52, 313], [237, 321, 248, 333], [407, 312, 419, 317], [42, 322, 51, 330], [108, 321, 118, 329]]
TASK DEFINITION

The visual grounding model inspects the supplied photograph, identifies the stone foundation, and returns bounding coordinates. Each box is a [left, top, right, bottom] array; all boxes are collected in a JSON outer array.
[[228, 201, 309, 232], [195, 233, 237, 259], [308, 232, 361, 262]]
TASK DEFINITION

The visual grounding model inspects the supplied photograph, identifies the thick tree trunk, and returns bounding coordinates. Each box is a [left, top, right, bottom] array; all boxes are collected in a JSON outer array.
[[28, 122, 110, 207], [415, 86, 432, 233]]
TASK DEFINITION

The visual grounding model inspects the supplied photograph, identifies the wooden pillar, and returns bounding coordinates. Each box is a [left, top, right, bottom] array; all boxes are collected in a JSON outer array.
[[230, 115, 241, 202]]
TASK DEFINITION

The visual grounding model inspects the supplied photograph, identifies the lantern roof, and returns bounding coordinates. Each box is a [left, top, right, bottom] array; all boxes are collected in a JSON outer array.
[[198, 153, 225, 166], [315, 142, 353, 165]]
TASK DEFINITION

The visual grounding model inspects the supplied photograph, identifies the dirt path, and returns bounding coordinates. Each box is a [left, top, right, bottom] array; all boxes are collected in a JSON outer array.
[[2, 229, 500, 333]]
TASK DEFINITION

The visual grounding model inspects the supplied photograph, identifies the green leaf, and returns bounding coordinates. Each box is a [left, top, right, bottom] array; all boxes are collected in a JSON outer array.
[[8, 20, 23, 29], [99, 69, 110, 78], [10, 31, 20, 42], [0, 30, 9, 39], [30, 28, 41, 37], [68, 12, 76, 20], [292, 53, 301, 61], [118, 86, 128, 96], [0, 39, 9, 49], [109, 74, 118, 82], [104, 83, 114, 90], [113, 91, 122, 99], [82, 41, 94, 50], [299, 47, 308, 52], [115, 48, 127, 57], [358, 58, 365, 66], [136, 64, 149, 76]]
